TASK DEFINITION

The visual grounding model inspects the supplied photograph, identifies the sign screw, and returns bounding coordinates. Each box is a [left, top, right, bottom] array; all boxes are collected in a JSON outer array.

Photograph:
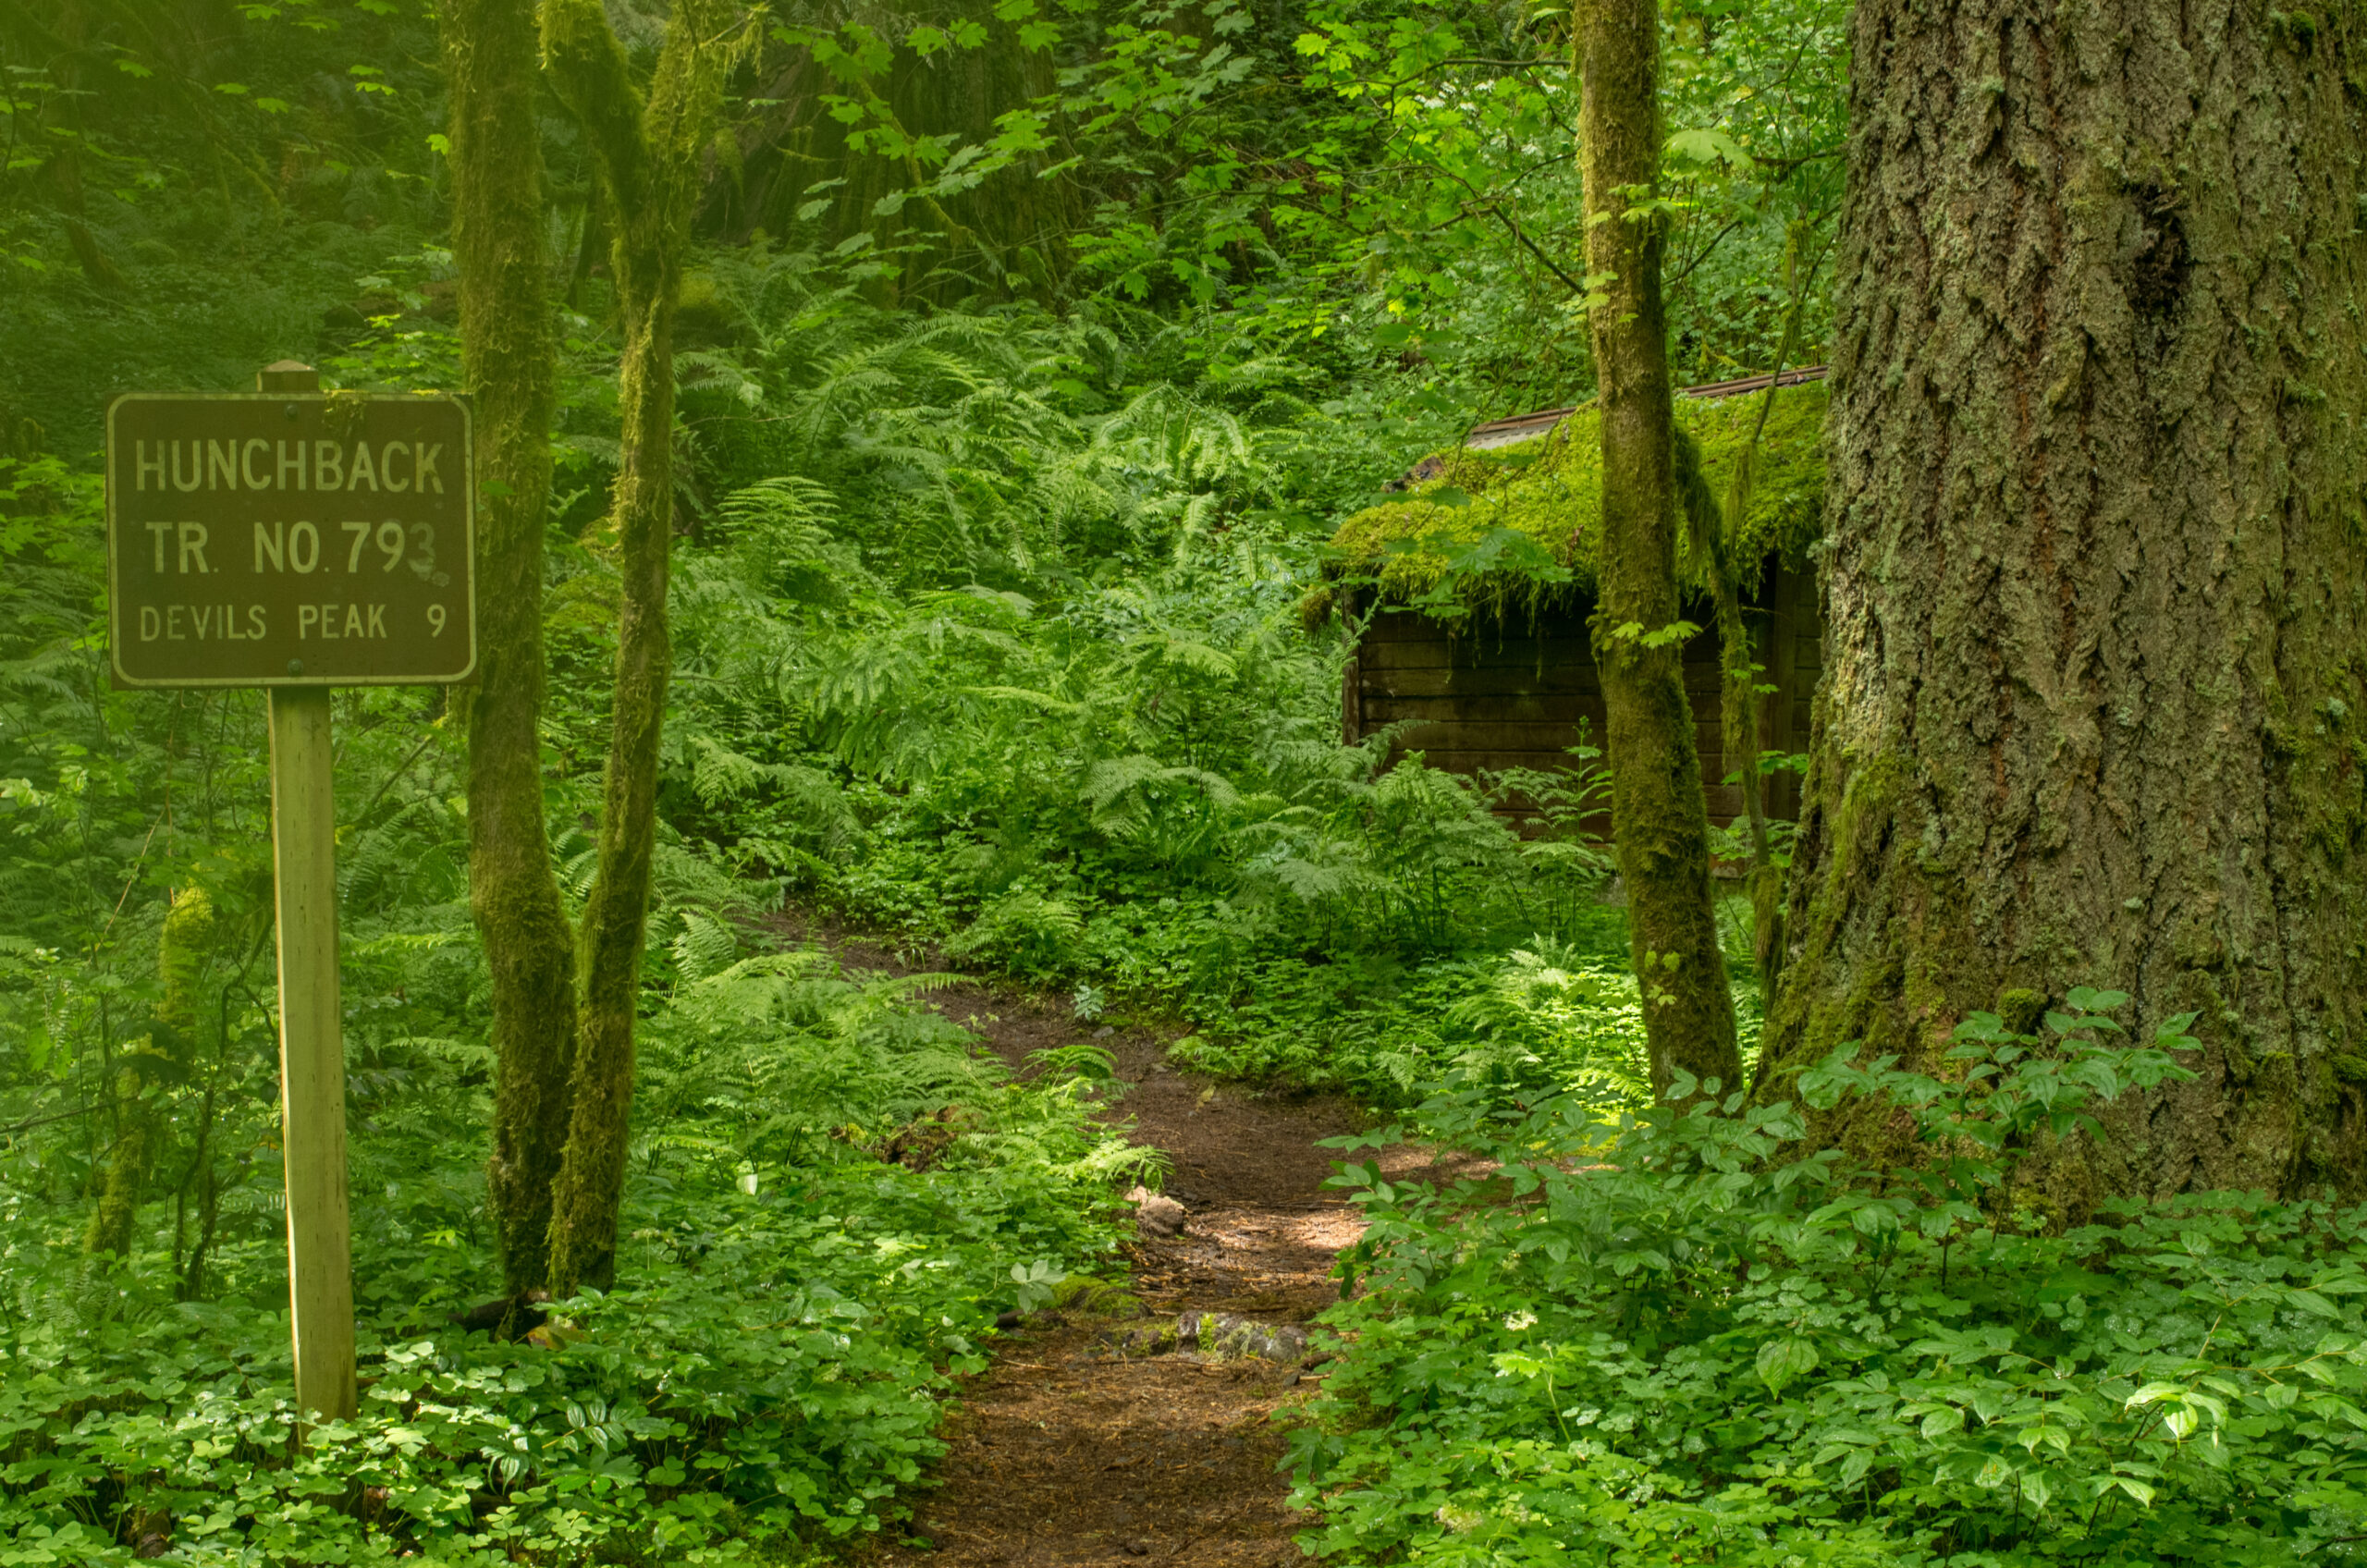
[[287, 658, 304, 677], [258, 360, 319, 394]]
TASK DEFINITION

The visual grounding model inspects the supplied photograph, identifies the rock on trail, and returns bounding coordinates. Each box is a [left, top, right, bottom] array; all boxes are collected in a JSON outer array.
[[1125, 1186, 1187, 1239]]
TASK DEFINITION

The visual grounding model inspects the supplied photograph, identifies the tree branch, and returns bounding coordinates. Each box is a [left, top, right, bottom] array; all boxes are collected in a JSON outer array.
[[1485, 202, 1587, 297], [538, 0, 655, 222]]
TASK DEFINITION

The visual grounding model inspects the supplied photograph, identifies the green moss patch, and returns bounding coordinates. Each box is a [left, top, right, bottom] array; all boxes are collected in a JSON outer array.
[[1329, 381, 1828, 614]]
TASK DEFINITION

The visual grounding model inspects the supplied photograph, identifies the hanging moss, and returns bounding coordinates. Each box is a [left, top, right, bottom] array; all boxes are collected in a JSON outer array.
[[158, 886, 215, 1034], [1329, 380, 1828, 614]]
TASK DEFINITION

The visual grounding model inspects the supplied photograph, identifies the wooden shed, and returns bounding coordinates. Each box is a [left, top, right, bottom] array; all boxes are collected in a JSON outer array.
[[1320, 368, 1829, 829]]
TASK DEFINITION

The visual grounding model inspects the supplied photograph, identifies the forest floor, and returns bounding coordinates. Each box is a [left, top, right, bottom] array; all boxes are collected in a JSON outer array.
[[786, 917, 1426, 1565]]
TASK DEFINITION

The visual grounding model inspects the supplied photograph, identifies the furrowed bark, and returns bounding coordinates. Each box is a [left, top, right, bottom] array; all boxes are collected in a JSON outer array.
[[439, 0, 580, 1295], [540, 0, 741, 1295], [1760, 0, 2367, 1200], [1577, 0, 1744, 1100]]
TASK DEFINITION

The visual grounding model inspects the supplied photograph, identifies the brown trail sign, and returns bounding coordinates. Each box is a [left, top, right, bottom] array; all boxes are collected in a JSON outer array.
[[104, 363, 477, 1427], [106, 386, 474, 687]]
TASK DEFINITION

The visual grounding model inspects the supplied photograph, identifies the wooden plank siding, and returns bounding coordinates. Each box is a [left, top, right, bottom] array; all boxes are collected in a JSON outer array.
[[1343, 561, 1823, 832]]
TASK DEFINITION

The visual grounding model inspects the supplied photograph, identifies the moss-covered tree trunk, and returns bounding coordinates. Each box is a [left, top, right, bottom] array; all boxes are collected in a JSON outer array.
[[86, 887, 215, 1278], [439, 0, 581, 1295], [1759, 0, 2367, 1196], [540, 0, 742, 1296], [83, 1048, 158, 1267], [1577, 0, 1743, 1100]]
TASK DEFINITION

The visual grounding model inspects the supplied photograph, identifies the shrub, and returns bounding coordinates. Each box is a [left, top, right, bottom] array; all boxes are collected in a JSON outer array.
[[1288, 994, 2367, 1565], [1171, 928, 1656, 1110], [0, 961, 1134, 1564]]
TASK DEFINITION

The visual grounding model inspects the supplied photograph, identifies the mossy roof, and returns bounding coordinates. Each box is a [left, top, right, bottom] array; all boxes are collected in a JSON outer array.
[[1329, 380, 1828, 612]]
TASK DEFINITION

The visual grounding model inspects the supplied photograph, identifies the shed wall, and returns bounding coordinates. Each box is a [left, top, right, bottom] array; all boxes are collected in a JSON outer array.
[[1343, 563, 1822, 829]]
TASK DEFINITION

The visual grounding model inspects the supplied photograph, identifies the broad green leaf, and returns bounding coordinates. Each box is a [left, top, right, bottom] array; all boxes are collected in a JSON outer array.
[[1920, 1405, 1966, 1439], [1757, 1333, 1820, 1397], [1665, 127, 1751, 168]]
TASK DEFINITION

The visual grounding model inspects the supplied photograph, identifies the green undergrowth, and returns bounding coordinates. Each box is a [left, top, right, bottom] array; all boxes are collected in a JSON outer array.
[[1163, 923, 1658, 1110], [810, 809, 1748, 1120], [0, 70, 1805, 1562], [819, 844, 1691, 1118], [0, 949, 1139, 1565], [0, 256, 1650, 1563], [1285, 994, 2367, 1566]]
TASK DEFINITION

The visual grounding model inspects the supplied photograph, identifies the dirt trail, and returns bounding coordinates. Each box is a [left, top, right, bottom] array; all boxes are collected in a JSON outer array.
[[802, 925, 1386, 1565]]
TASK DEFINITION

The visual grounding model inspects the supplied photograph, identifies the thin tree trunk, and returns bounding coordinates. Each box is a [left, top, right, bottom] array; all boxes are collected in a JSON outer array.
[[1578, 0, 1743, 1101], [540, 0, 741, 1295], [41, 5, 127, 293], [439, 0, 580, 1296], [83, 1054, 155, 1265], [1759, 0, 2367, 1199], [568, 179, 606, 311], [86, 884, 213, 1276], [1708, 534, 1781, 991], [549, 288, 675, 1297], [1709, 294, 1809, 998]]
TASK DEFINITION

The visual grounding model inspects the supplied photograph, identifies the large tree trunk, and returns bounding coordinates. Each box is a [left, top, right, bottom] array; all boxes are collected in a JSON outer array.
[[858, 2, 1078, 301], [541, 0, 739, 1295], [714, 1, 1078, 301], [1759, 0, 2367, 1197], [440, 0, 581, 1296], [1578, 0, 1744, 1101]]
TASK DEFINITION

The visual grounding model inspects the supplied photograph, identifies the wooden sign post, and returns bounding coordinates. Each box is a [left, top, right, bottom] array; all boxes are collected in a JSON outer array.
[[105, 361, 475, 1424], [268, 678, 350, 1422]]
